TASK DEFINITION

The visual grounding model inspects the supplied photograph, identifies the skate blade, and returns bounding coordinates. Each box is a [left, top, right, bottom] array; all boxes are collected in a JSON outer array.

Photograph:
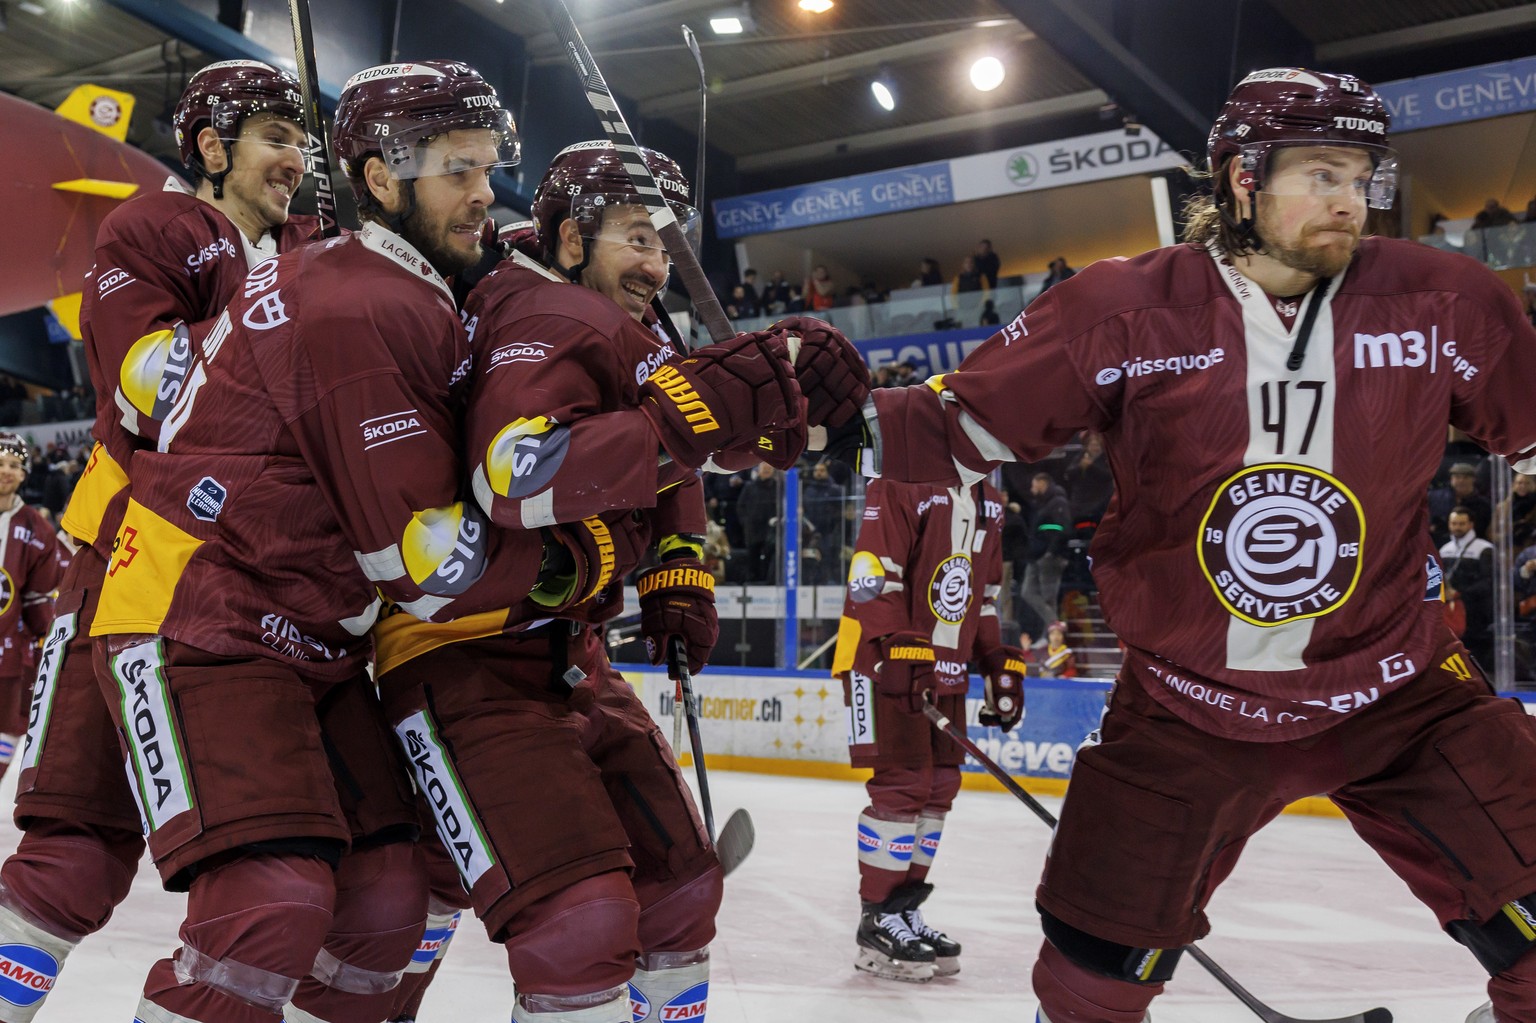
[[854, 948, 936, 983], [934, 954, 960, 977]]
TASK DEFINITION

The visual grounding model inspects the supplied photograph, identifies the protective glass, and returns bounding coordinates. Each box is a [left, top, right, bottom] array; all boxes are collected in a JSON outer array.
[[1245, 143, 1398, 210], [574, 193, 702, 256], [382, 112, 521, 181]]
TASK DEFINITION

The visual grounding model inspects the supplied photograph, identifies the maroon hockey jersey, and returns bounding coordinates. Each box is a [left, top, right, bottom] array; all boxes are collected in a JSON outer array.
[[0, 500, 60, 681], [871, 238, 1536, 740], [832, 478, 1006, 689], [91, 223, 550, 681], [65, 181, 321, 557], [375, 253, 707, 673]]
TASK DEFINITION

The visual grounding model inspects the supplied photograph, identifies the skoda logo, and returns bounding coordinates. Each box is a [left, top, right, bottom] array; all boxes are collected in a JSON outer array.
[[1006, 151, 1038, 187]]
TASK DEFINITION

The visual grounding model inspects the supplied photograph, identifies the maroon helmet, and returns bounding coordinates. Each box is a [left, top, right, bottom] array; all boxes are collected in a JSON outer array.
[[333, 61, 519, 195], [1209, 68, 1396, 208], [530, 141, 698, 261], [173, 59, 303, 170]]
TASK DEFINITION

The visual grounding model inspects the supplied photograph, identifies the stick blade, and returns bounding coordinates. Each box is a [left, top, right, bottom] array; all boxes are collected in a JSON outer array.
[[716, 808, 755, 876]]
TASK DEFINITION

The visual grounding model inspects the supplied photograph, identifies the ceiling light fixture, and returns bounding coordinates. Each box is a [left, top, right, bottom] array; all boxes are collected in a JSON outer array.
[[709, 4, 753, 35], [970, 55, 1005, 92], [870, 68, 896, 112], [798, 0, 833, 12]]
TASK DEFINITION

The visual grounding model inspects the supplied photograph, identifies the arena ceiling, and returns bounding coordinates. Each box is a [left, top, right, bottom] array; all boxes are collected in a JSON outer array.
[[2, 0, 1534, 183]]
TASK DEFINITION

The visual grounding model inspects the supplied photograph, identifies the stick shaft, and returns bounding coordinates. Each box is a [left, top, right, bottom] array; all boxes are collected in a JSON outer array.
[[671, 638, 716, 843], [544, 0, 733, 343], [286, 0, 339, 237]]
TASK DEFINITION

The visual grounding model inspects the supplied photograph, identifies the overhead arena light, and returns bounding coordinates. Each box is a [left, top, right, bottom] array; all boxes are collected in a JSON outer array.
[[870, 68, 896, 112], [799, 0, 834, 12], [709, 4, 754, 34], [971, 55, 1005, 92]]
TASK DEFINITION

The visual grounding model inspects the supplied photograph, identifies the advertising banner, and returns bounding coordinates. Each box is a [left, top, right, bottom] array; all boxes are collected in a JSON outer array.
[[1377, 55, 1536, 133]]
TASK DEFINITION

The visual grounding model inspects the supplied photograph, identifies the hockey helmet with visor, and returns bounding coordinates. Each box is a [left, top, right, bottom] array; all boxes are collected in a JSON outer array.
[[531, 141, 700, 265], [173, 60, 305, 195], [1209, 68, 1396, 210]]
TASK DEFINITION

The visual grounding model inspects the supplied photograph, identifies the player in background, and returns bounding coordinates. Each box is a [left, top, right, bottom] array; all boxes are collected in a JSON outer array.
[[86, 61, 602, 1023], [0, 60, 318, 1023], [0, 434, 61, 785], [371, 138, 865, 1023], [832, 68, 1536, 1023], [833, 476, 1026, 982]]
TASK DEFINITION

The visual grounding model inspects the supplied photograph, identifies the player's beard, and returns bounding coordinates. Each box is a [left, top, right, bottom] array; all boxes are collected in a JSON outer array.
[[1255, 201, 1361, 279], [402, 198, 485, 278]]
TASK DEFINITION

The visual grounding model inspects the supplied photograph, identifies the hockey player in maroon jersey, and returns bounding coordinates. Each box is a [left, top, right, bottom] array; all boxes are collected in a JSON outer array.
[[0, 435, 60, 785], [370, 138, 865, 1023], [833, 476, 1026, 982], [0, 60, 324, 1023], [834, 69, 1536, 1023], [84, 61, 614, 1023]]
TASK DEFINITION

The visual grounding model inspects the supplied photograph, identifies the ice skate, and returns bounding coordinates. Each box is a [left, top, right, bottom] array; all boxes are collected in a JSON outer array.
[[901, 904, 960, 976], [1466, 1002, 1494, 1023], [854, 903, 937, 983]]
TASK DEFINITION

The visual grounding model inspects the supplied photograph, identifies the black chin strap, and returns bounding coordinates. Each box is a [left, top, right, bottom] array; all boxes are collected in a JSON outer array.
[[1285, 278, 1332, 372], [1220, 185, 1265, 253]]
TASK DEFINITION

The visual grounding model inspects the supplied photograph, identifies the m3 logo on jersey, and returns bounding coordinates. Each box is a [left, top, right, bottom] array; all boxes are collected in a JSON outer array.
[[646, 365, 719, 434], [1440, 652, 1474, 682], [928, 554, 973, 625], [185, 476, 226, 523], [1353, 326, 1480, 381], [0, 944, 59, 1006], [361, 410, 426, 451], [1198, 463, 1364, 627]]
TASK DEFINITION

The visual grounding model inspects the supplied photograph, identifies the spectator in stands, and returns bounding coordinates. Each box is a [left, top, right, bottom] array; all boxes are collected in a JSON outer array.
[[1000, 498, 1029, 627], [786, 285, 806, 313], [1429, 461, 1491, 547], [973, 240, 1001, 290], [806, 264, 838, 312], [763, 270, 792, 314], [740, 268, 760, 310], [1039, 620, 1077, 678], [951, 256, 987, 296], [802, 460, 844, 552], [891, 361, 920, 387], [1441, 506, 1495, 667], [1064, 431, 1113, 526], [1040, 256, 1077, 294], [1494, 471, 1536, 548], [978, 300, 1000, 326], [737, 462, 782, 582], [725, 283, 757, 320], [1019, 472, 1072, 638], [1473, 198, 1517, 231], [702, 519, 732, 584], [912, 258, 943, 288]]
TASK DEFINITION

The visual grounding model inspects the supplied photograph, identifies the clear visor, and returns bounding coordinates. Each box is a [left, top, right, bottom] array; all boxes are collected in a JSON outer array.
[[216, 115, 309, 170], [383, 113, 521, 182], [573, 193, 702, 257], [1246, 143, 1398, 210]]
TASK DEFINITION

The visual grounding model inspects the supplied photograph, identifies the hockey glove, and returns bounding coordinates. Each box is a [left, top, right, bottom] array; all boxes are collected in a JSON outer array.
[[637, 535, 718, 674], [771, 316, 871, 428], [978, 645, 1028, 733], [541, 510, 651, 609], [879, 632, 938, 714], [639, 332, 802, 470]]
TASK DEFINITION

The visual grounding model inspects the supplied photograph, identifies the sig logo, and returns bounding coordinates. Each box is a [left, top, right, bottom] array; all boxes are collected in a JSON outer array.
[[485, 417, 569, 499], [846, 550, 886, 604], [401, 503, 488, 596], [857, 823, 881, 854], [659, 981, 708, 1021], [0, 944, 59, 1007]]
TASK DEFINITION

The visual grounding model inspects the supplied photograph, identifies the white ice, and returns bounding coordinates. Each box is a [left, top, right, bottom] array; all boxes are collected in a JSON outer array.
[[0, 767, 1491, 1022]]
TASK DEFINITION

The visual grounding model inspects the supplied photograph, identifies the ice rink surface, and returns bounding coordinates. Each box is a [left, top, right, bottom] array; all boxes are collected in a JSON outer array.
[[0, 766, 1494, 1022]]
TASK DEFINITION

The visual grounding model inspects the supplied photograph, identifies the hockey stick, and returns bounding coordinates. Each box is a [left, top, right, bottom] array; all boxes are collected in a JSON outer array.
[[667, 639, 757, 875], [286, 0, 340, 237], [919, 697, 1392, 1023], [543, 0, 733, 344], [681, 24, 709, 349]]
